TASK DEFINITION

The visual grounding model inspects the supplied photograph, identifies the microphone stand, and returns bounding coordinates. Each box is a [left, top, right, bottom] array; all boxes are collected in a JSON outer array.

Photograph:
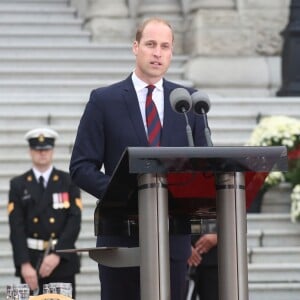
[[181, 107, 194, 147], [201, 108, 213, 147]]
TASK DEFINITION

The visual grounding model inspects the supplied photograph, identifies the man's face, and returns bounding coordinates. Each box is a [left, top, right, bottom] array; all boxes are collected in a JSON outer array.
[[132, 20, 173, 84], [29, 148, 53, 170]]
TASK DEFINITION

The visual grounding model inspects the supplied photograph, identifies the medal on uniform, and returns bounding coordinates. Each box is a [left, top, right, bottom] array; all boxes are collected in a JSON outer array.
[[52, 192, 70, 209]]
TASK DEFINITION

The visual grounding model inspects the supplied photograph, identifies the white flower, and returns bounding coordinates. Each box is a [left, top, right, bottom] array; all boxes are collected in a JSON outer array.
[[248, 115, 300, 222], [247, 115, 300, 150], [265, 172, 285, 187]]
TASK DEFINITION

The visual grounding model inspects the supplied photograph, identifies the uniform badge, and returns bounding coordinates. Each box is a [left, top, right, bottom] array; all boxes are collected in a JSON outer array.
[[53, 175, 59, 181], [75, 198, 83, 210], [52, 192, 70, 209], [7, 202, 14, 215], [38, 134, 45, 142], [21, 189, 31, 201], [27, 175, 32, 181]]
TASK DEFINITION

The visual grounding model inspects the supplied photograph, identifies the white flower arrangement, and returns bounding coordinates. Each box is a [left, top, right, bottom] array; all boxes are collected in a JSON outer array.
[[248, 115, 300, 150], [247, 115, 300, 220], [247, 115, 300, 188], [291, 184, 300, 222]]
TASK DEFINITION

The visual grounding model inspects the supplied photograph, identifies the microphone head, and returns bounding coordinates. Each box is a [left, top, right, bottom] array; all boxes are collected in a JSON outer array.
[[169, 88, 192, 113], [191, 90, 211, 114]]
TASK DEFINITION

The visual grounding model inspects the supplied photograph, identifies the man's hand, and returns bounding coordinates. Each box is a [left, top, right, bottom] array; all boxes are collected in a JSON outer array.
[[195, 233, 217, 255], [21, 262, 38, 291], [39, 253, 61, 278], [188, 246, 202, 267]]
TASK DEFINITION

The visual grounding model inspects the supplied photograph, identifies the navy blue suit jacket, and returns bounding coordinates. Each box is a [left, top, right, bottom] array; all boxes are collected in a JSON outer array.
[[70, 75, 208, 259]]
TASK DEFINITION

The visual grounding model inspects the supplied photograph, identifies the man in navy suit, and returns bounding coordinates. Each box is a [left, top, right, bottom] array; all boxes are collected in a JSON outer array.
[[70, 17, 208, 300], [187, 220, 218, 300]]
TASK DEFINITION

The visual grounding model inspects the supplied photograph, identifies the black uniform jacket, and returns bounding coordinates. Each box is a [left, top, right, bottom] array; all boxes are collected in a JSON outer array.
[[8, 168, 82, 278]]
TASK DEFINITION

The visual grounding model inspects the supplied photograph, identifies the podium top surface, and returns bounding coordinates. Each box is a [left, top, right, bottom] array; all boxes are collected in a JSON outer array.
[[95, 146, 287, 217], [125, 146, 287, 174]]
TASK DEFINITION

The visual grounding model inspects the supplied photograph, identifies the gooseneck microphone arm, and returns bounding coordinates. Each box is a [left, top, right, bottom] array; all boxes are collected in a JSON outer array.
[[201, 107, 213, 147], [181, 106, 194, 147], [191, 90, 213, 147]]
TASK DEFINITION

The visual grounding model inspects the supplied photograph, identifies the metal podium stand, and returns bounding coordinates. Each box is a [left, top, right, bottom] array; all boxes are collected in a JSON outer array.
[[60, 146, 287, 300]]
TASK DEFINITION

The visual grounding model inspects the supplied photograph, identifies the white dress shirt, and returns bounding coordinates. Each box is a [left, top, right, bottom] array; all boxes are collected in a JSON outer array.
[[131, 72, 164, 137]]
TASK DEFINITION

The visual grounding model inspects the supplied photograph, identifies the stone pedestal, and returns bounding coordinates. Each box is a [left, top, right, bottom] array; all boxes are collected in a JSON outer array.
[[262, 183, 292, 213]]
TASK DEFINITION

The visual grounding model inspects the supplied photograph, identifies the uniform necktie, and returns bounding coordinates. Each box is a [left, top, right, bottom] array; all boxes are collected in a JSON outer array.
[[39, 176, 45, 194], [145, 85, 162, 146]]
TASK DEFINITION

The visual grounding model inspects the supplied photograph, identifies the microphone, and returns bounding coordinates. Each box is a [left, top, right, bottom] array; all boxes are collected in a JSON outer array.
[[191, 90, 211, 115], [191, 90, 213, 147], [170, 88, 194, 147], [170, 87, 192, 113]]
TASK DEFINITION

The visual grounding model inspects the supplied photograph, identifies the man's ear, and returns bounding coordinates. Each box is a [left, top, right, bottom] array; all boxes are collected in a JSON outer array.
[[132, 41, 138, 56]]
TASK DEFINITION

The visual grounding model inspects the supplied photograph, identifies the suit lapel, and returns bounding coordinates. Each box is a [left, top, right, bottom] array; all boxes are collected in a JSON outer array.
[[122, 76, 149, 145], [161, 82, 175, 146]]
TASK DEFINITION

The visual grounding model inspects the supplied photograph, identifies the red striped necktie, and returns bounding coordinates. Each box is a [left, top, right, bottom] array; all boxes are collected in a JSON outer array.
[[145, 85, 162, 146]]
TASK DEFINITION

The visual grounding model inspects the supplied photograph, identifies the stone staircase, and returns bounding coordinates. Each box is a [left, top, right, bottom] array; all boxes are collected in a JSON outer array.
[[0, 0, 300, 299]]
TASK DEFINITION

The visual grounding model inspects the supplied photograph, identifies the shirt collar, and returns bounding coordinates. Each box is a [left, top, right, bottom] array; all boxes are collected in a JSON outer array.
[[132, 72, 163, 92], [32, 166, 53, 184]]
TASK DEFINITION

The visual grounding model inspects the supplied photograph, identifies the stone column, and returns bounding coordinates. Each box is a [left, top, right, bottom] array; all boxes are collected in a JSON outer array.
[[84, 0, 134, 43], [184, 0, 290, 96]]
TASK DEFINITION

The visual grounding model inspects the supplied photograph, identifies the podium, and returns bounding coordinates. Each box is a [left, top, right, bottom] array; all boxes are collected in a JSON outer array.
[[61, 146, 287, 300]]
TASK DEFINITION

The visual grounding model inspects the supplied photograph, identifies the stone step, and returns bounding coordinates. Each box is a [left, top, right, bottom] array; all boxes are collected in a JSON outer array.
[[0, 20, 83, 33], [0, 11, 77, 22], [210, 97, 300, 118], [0, 79, 193, 94], [0, 120, 253, 146], [0, 109, 83, 119], [249, 247, 300, 264], [0, 115, 81, 129], [0, 123, 274, 148], [0, 2, 70, 10], [0, 44, 136, 57], [0, 0, 67, 2], [260, 229, 300, 247], [261, 185, 293, 214], [249, 283, 300, 300], [0, 55, 187, 68], [0, 67, 186, 81], [248, 263, 300, 282], [76, 284, 101, 300], [247, 213, 295, 230], [0, 32, 91, 46], [245, 228, 300, 248]]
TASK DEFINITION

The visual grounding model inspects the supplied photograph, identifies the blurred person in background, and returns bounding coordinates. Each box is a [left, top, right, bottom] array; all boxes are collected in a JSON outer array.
[[8, 127, 82, 298]]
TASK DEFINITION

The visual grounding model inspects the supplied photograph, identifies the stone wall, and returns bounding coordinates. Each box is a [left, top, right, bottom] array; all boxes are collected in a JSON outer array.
[[184, 0, 290, 96], [71, 0, 291, 96]]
